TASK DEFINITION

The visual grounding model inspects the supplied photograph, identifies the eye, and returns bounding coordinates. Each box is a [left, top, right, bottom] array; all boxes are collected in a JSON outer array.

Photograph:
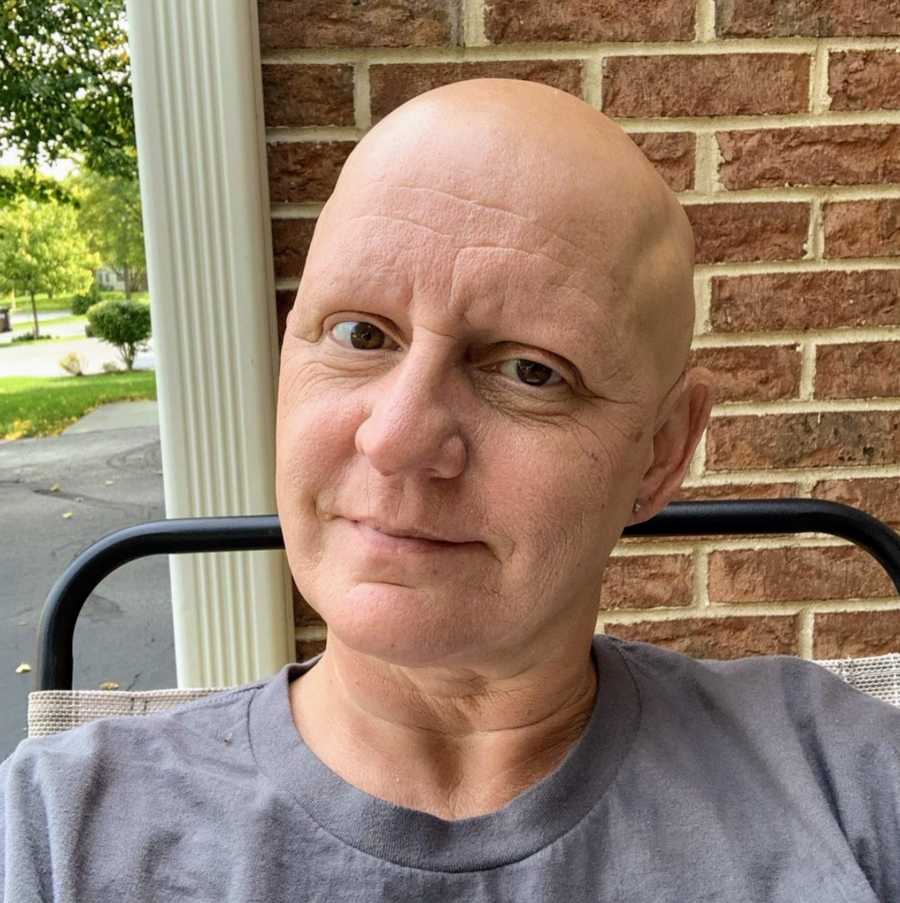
[[497, 358, 565, 388], [329, 320, 399, 351]]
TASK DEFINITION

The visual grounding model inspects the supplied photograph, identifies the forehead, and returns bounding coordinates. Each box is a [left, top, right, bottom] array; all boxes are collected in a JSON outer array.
[[298, 180, 635, 365]]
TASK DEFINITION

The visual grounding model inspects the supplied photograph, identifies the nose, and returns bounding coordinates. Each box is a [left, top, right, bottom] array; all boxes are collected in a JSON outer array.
[[354, 349, 467, 480]]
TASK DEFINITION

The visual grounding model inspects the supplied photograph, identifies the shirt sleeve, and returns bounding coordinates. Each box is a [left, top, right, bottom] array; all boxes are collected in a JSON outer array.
[[1, 742, 54, 903], [787, 658, 900, 903]]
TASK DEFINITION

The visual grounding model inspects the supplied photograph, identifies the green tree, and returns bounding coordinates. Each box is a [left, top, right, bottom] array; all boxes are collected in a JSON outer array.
[[86, 297, 151, 369], [0, 196, 98, 335], [70, 169, 145, 297], [0, 0, 133, 202]]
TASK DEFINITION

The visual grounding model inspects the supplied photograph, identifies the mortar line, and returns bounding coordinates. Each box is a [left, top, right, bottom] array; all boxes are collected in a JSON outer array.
[[693, 330, 900, 348], [693, 271, 711, 334], [582, 55, 603, 109], [354, 60, 372, 131], [695, 548, 711, 607], [810, 42, 831, 114], [799, 341, 817, 399], [695, 257, 900, 277], [462, 0, 487, 47], [261, 37, 900, 66], [693, 132, 719, 194], [711, 397, 900, 414], [801, 610, 818, 658], [807, 196, 824, 260], [695, 0, 717, 42], [600, 598, 900, 622], [681, 463, 900, 482]]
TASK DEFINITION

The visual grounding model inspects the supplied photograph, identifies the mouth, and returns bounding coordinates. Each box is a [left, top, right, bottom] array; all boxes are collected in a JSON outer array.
[[349, 519, 476, 553]]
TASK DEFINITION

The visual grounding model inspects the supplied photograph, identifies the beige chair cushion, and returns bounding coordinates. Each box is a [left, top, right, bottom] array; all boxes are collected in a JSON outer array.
[[26, 653, 900, 739], [28, 687, 227, 738]]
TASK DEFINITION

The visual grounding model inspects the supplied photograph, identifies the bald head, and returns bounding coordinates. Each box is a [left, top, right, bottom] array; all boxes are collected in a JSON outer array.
[[304, 78, 696, 399]]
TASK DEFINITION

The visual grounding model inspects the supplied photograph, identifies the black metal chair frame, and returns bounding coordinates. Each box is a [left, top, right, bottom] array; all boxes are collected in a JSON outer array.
[[36, 500, 900, 692]]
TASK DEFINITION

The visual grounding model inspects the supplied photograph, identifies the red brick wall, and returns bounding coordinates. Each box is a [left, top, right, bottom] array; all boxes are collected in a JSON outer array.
[[258, 0, 900, 662]]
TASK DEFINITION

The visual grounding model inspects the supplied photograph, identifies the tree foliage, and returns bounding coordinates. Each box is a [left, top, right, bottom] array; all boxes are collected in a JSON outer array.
[[69, 168, 145, 296], [0, 0, 134, 202], [0, 194, 98, 335], [86, 296, 151, 370]]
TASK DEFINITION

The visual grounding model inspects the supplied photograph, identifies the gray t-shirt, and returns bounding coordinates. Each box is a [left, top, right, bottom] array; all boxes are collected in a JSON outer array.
[[2, 634, 899, 902]]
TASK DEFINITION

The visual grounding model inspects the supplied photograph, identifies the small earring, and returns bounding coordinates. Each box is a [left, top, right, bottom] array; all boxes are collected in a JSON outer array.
[[632, 500, 643, 514]]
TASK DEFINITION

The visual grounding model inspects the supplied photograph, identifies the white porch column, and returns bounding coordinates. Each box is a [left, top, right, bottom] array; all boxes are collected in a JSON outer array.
[[126, 0, 294, 685]]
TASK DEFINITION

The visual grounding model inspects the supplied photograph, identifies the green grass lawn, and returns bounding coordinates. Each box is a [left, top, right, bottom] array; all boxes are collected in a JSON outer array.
[[12, 314, 87, 332], [0, 371, 157, 440], [1, 290, 149, 314]]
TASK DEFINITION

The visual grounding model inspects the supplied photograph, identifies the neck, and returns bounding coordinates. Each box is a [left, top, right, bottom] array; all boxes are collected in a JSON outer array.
[[289, 634, 599, 821]]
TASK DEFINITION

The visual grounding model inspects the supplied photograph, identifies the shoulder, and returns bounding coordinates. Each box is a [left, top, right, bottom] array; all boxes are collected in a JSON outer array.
[[2, 679, 265, 798], [603, 633, 900, 746]]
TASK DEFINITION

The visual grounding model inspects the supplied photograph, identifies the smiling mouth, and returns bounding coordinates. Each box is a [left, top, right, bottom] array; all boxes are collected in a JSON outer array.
[[350, 520, 476, 552]]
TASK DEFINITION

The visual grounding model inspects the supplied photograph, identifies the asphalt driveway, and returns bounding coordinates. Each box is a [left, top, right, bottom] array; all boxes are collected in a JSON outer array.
[[0, 402, 174, 760]]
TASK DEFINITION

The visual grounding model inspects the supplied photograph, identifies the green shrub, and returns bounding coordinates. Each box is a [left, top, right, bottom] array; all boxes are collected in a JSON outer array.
[[86, 298, 152, 370], [11, 331, 54, 344], [71, 283, 103, 316]]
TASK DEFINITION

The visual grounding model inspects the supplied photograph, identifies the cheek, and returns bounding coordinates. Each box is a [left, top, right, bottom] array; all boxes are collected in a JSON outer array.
[[275, 370, 365, 557], [474, 418, 640, 578]]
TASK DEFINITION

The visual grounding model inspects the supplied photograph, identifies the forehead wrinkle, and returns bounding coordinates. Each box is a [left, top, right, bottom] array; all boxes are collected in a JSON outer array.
[[348, 212, 591, 283], [382, 182, 606, 269], [342, 180, 605, 276]]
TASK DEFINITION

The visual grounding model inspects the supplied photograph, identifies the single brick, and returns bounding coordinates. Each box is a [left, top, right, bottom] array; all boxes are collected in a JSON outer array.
[[370, 60, 583, 122], [276, 289, 297, 345], [675, 481, 800, 502], [485, 0, 694, 43], [257, 0, 458, 50], [267, 141, 354, 204], [599, 554, 694, 610], [272, 218, 318, 280], [829, 50, 900, 111], [707, 411, 900, 470], [709, 545, 894, 603], [710, 270, 900, 332], [812, 477, 900, 529], [606, 615, 799, 659], [814, 610, 900, 658], [816, 341, 900, 399], [824, 200, 900, 259], [719, 125, 900, 189], [689, 345, 801, 403], [685, 203, 809, 264], [603, 54, 809, 118], [717, 0, 900, 38], [630, 132, 695, 192], [262, 65, 355, 128]]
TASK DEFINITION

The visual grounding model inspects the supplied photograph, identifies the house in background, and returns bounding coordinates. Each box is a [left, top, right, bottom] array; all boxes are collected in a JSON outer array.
[[94, 266, 126, 292]]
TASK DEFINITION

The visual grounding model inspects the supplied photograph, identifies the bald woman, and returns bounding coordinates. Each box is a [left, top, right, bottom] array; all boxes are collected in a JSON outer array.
[[3, 80, 898, 903]]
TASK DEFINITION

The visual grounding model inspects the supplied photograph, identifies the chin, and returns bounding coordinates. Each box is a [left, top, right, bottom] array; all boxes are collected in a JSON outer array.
[[311, 580, 491, 668]]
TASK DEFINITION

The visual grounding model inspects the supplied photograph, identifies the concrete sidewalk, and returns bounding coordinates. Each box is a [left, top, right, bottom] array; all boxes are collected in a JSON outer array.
[[0, 334, 156, 377], [0, 399, 174, 759]]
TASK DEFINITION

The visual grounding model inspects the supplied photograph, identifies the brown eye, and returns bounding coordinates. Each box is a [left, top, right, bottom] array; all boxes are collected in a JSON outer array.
[[330, 320, 397, 351], [499, 358, 564, 388]]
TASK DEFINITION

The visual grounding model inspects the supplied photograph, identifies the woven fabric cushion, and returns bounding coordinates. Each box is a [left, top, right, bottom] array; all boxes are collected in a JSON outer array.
[[815, 653, 900, 707], [25, 653, 900, 738], [27, 687, 227, 738]]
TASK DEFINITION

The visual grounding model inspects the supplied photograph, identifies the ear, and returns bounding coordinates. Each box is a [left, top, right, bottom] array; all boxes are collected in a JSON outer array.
[[628, 367, 713, 526]]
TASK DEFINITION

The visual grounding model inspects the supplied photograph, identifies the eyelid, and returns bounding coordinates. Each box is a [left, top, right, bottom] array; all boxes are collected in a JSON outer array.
[[325, 315, 402, 350]]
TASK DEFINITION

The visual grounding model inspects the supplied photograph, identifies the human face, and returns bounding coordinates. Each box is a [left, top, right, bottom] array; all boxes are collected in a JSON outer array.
[[275, 177, 657, 672]]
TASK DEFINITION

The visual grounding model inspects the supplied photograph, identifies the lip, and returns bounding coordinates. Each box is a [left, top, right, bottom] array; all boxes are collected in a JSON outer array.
[[349, 520, 475, 553]]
